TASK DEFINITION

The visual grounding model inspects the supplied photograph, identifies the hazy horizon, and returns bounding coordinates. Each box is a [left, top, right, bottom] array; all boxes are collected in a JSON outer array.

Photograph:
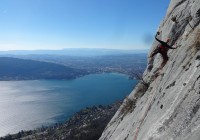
[[0, 48, 148, 57], [0, 47, 149, 51], [0, 0, 170, 51]]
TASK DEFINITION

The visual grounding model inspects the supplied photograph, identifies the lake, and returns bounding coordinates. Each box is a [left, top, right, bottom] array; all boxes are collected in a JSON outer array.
[[0, 73, 137, 137]]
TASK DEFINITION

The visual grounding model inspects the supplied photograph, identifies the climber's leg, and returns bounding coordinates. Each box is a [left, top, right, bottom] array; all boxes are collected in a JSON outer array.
[[160, 52, 169, 70]]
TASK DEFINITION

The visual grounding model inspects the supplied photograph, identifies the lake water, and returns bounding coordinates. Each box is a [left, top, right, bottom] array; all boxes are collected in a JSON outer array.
[[0, 73, 137, 136]]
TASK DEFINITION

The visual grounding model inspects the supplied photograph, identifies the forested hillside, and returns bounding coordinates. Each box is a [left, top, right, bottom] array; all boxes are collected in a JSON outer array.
[[0, 57, 88, 80]]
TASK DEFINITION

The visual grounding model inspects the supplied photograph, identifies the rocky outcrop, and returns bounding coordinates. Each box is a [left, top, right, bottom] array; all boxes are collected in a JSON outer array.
[[99, 0, 200, 140]]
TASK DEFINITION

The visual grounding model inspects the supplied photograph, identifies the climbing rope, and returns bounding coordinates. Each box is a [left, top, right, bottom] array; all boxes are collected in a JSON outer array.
[[133, 74, 161, 140]]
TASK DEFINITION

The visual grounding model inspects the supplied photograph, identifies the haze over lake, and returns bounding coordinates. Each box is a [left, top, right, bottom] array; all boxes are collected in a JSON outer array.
[[0, 73, 137, 136]]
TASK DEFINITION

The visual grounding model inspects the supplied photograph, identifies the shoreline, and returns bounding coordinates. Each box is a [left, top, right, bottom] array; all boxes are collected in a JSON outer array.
[[0, 73, 136, 138], [0, 101, 122, 140], [0, 71, 136, 81]]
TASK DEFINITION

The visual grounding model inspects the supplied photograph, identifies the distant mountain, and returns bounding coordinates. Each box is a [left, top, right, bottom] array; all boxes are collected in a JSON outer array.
[[0, 57, 88, 80], [0, 48, 148, 57]]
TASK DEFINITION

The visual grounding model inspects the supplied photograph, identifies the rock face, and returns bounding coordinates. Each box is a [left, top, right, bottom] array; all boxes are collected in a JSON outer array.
[[99, 0, 200, 140]]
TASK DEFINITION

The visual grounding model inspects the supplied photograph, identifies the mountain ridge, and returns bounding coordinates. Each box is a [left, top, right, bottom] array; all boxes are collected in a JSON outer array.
[[0, 57, 88, 80], [0, 48, 148, 57]]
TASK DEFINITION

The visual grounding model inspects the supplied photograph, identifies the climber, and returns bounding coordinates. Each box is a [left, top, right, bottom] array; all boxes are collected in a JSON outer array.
[[150, 32, 176, 70]]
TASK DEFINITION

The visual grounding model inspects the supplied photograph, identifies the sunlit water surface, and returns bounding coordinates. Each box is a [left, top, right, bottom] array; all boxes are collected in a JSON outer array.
[[0, 73, 137, 136]]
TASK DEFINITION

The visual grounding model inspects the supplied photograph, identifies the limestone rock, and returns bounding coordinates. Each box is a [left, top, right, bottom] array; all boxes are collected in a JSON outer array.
[[99, 0, 200, 140]]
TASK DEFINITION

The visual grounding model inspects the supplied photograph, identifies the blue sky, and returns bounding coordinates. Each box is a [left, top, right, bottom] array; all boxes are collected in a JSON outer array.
[[0, 0, 170, 51]]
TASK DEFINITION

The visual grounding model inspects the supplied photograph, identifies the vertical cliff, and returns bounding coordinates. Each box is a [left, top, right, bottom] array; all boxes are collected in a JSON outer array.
[[99, 0, 200, 140]]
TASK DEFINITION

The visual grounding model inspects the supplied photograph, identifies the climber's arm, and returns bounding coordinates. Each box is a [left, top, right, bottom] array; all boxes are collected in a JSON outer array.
[[155, 36, 166, 45], [155, 34, 177, 49]]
